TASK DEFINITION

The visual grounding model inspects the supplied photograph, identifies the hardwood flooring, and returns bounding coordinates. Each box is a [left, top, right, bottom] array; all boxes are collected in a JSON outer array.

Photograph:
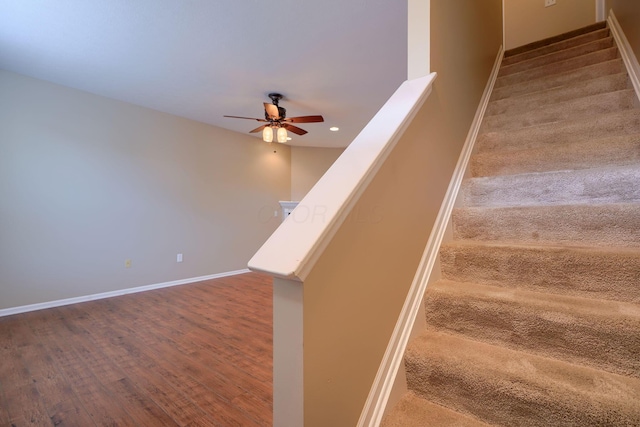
[[0, 272, 273, 426]]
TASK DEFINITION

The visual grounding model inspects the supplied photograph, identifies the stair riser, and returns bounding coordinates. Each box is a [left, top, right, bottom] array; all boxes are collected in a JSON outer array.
[[482, 89, 636, 133], [461, 166, 640, 208], [477, 110, 640, 153], [453, 204, 640, 248], [440, 244, 640, 303], [405, 344, 640, 427], [381, 392, 491, 427], [494, 47, 618, 89], [502, 29, 610, 67], [425, 286, 640, 378], [504, 22, 607, 58], [486, 73, 630, 117], [405, 365, 560, 427], [499, 38, 614, 77], [491, 59, 625, 101], [471, 134, 640, 177]]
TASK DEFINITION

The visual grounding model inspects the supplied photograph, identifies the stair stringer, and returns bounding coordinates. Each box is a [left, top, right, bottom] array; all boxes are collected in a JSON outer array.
[[356, 45, 504, 427]]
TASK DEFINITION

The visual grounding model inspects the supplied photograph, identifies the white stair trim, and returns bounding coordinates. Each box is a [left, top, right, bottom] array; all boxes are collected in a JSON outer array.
[[356, 45, 505, 427], [0, 269, 251, 317], [608, 10, 640, 102]]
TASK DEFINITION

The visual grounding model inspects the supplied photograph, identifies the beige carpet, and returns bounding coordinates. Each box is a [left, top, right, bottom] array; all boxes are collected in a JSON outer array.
[[382, 21, 640, 426]]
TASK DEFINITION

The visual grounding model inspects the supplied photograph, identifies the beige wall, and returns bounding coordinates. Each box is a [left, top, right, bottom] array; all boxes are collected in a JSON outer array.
[[0, 70, 290, 309], [606, 0, 640, 60], [290, 146, 343, 201], [505, 0, 596, 50], [301, 1, 503, 425]]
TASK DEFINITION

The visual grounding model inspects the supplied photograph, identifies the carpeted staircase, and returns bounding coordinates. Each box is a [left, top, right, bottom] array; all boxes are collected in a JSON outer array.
[[382, 22, 640, 426]]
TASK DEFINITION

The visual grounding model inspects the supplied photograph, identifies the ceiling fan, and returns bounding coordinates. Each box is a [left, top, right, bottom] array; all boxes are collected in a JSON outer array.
[[224, 93, 324, 143]]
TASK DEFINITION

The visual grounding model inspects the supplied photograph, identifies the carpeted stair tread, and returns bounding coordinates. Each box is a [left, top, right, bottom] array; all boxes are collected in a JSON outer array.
[[477, 108, 640, 153], [425, 279, 640, 378], [502, 28, 610, 67], [471, 133, 640, 177], [486, 72, 631, 117], [504, 22, 607, 58], [439, 241, 640, 303], [405, 331, 640, 427], [461, 164, 640, 207], [494, 47, 619, 89], [481, 88, 636, 132], [453, 202, 640, 247], [381, 392, 491, 427], [499, 36, 614, 77], [491, 58, 625, 101]]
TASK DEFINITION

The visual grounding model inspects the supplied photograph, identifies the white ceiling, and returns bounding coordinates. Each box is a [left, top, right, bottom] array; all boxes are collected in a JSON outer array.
[[0, 0, 407, 148]]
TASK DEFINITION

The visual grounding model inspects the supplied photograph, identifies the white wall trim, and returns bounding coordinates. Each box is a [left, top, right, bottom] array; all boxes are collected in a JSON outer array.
[[408, 0, 431, 78], [357, 45, 505, 427], [0, 269, 251, 317], [608, 10, 640, 102], [596, 0, 606, 22]]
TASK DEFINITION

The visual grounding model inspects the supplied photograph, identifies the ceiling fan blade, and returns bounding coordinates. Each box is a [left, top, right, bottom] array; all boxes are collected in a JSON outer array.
[[264, 103, 281, 120], [224, 115, 268, 122], [249, 125, 268, 134], [283, 123, 308, 135], [283, 115, 324, 123]]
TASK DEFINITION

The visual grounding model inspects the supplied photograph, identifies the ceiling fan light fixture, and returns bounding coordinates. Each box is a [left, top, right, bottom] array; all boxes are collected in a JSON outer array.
[[277, 127, 288, 143], [263, 126, 274, 143]]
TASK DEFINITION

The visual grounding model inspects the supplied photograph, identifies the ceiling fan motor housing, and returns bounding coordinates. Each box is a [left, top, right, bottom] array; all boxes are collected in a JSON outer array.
[[267, 93, 286, 121], [264, 109, 287, 122]]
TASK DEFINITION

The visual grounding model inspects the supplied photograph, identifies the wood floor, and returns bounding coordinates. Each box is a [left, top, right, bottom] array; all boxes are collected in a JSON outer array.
[[0, 272, 273, 426]]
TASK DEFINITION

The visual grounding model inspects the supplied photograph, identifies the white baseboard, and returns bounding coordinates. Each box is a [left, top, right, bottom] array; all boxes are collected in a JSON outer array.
[[608, 10, 640, 102], [356, 45, 505, 427], [0, 269, 251, 318]]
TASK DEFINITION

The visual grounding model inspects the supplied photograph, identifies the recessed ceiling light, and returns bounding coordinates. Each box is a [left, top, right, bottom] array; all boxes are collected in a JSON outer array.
[[286, 137, 292, 141], [330, 127, 339, 132]]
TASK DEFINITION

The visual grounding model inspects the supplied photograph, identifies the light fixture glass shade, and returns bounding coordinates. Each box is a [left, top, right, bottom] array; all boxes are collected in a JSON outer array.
[[263, 126, 274, 142], [277, 127, 288, 143]]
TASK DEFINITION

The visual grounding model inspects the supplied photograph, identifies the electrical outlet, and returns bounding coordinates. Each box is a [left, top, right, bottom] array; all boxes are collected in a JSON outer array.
[[545, 0, 556, 7], [177, 253, 183, 263], [125, 259, 132, 268]]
